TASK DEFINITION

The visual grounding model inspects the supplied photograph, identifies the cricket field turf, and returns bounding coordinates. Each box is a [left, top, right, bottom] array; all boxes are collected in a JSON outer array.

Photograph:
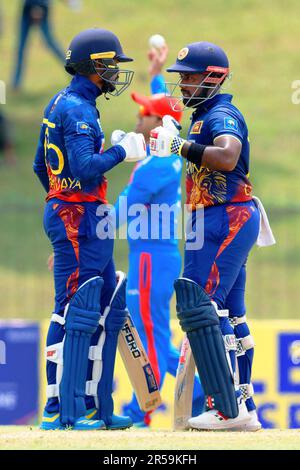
[[0, 427, 299, 450]]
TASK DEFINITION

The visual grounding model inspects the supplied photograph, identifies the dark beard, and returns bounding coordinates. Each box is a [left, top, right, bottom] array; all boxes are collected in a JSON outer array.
[[183, 96, 200, 108], [182, 86, 208, 108], [183, 87, 219, 109]]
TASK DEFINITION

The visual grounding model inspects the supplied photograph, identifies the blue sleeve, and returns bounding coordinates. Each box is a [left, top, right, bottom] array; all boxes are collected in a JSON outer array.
[[207, 108, 244, 143], [151, 75, 167, 95], [63, 106, 126, 182], [33, 123, 49, 192]]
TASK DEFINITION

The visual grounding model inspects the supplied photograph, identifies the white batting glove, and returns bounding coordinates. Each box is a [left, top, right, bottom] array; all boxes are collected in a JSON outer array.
[[162, 115, 181, 136], [149, 114, 185, 157], [112, 131, 147, 162], [111, 129, 126, 146]]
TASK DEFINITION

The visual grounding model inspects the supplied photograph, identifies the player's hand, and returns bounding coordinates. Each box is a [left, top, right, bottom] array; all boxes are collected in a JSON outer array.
[[111, 129, 126, 146], [148, 44, 169, 76], [162, 115, 182, 136], [149, 126, 174, 157], [149, 115, 184, 157], [112, 131, 147, 162]]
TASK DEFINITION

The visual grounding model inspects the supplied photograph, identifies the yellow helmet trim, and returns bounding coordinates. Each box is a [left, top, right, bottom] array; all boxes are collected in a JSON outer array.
[[90, 51, 116, 60]]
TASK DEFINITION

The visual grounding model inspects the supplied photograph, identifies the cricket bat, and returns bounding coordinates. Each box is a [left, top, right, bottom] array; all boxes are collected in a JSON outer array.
[[118, 314, 162, 413], [174, 334, 195, 430]]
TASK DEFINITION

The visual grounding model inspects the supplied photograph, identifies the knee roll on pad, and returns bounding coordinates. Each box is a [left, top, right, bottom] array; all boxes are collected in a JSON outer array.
[[59, 276, 103, 426], [174, 278, 238, 419], [175, 278, 219, 330]]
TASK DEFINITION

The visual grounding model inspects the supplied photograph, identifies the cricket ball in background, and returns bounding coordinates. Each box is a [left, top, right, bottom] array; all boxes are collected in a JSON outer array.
[[148, 34, 166, 49]]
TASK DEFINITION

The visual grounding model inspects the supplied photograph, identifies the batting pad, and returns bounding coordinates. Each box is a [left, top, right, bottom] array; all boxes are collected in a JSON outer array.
[[59, 276, 103, 426], [174, 278, 238, 419]]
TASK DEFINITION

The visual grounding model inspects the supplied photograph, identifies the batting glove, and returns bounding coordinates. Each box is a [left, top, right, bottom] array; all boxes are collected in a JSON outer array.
[[111, 129, 126, 146], [149, 115, 185, 157], [111, 130, 147, 162]]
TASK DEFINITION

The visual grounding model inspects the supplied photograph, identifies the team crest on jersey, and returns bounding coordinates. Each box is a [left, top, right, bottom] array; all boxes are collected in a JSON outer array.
[[177, 47, 189, 60], [190, 121, 204, 134], [76, 122, 90, 134], [224, 117, 238, 131]]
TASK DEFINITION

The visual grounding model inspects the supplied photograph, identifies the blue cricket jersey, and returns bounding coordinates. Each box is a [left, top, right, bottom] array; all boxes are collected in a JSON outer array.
[[33, 74, 125, 203], [186, 93, 252, 209]]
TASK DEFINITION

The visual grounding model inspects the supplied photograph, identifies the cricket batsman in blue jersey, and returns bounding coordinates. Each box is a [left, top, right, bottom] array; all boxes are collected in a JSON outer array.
[[114, 45, 204, 426], [33, 28, 147, 430], [150, 42, 262, 431]]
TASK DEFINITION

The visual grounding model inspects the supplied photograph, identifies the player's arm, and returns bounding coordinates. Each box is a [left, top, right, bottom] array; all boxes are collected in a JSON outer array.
[[64, 109, 125, 181], [149, 44, 169, 95], [33, 122, 49, 192], [64, 108, 146, 182], [66, 132, 126, 181], [150, 113, 242, 172], [180, 134, 242, 172]]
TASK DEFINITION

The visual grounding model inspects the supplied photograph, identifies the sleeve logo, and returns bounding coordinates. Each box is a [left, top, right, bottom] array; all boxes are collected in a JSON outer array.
[[224, 117, 238, 131], [76, 121, 90, 134]]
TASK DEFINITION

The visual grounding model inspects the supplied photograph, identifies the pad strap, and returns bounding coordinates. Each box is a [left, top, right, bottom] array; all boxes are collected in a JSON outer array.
[[46, 341, 64, 399], [239, 383, 254, 401], [236, 335, 255, 356], [85, 380, 98, 397], [211, 301, 229, 318], [224, 334, 237, 352], [47, 384, 59, 398], [51, 313, 65, 325], [229, 315, 247, 327]]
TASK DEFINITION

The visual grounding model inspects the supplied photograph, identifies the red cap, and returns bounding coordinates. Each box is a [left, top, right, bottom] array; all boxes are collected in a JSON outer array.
[[131, 92, 183, 123]]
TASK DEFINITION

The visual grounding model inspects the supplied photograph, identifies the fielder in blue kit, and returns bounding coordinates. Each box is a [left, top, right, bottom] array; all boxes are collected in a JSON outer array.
[[33, 28, 147, 430], [115, 61, 204, 425], [150, 42, 261, 431]]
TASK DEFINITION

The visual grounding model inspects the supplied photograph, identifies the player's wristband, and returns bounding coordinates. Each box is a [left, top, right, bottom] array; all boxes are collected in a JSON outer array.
[[186, 142, 207, 165], [170, 136, 186, 156]]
